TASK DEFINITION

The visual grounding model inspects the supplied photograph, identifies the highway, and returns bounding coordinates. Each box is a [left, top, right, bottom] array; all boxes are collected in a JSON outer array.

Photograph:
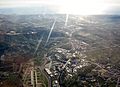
[[23, 57, 51, 87], [38, 54, 51, 87]]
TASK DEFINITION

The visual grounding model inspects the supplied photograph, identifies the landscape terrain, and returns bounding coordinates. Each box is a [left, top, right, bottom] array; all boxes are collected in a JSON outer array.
[[0, 14, 120, 87]]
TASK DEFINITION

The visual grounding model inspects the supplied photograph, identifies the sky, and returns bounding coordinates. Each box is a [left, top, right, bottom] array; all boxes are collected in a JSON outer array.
[[0, 0, 120, 14]]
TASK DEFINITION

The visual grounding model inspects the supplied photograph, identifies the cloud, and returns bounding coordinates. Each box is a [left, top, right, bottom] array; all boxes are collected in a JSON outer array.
[[105, 5, 120, 14]]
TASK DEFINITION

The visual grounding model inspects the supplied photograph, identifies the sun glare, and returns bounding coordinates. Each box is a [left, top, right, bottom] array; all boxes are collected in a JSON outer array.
[[58, 0, 109, 15], [0, 0, 110, 15]]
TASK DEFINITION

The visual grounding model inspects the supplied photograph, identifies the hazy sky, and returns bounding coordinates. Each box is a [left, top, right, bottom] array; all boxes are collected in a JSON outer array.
[[0, 0, 119, 7], [0, 0, 120, 14]]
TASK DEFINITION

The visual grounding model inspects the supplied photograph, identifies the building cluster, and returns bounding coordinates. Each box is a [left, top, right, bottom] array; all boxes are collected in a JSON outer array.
[[44, 40, 89, 87]]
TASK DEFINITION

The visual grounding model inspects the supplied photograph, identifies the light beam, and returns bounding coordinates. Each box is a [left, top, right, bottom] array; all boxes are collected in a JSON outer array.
[[65, 14, 69, 26], [45, 19, 56, 46], [34, 34, 44, 55]]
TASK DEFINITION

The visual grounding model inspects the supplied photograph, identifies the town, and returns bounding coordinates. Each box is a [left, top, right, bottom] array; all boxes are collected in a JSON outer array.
[[0, 14, 120, 87]]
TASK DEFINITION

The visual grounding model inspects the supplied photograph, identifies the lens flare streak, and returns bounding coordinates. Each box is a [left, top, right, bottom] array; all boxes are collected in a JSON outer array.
[[45, 19, 56, 46], [65, 14, 69, 26], [34, 35, 44, 55]]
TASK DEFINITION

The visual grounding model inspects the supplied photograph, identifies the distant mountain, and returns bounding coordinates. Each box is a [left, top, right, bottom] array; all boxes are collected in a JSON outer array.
[[0, 7, 56, 15]]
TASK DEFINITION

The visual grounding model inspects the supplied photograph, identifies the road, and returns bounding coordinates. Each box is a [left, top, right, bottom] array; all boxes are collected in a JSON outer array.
[[23, 57, 51, 87], [38, 54, 51, 87]]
